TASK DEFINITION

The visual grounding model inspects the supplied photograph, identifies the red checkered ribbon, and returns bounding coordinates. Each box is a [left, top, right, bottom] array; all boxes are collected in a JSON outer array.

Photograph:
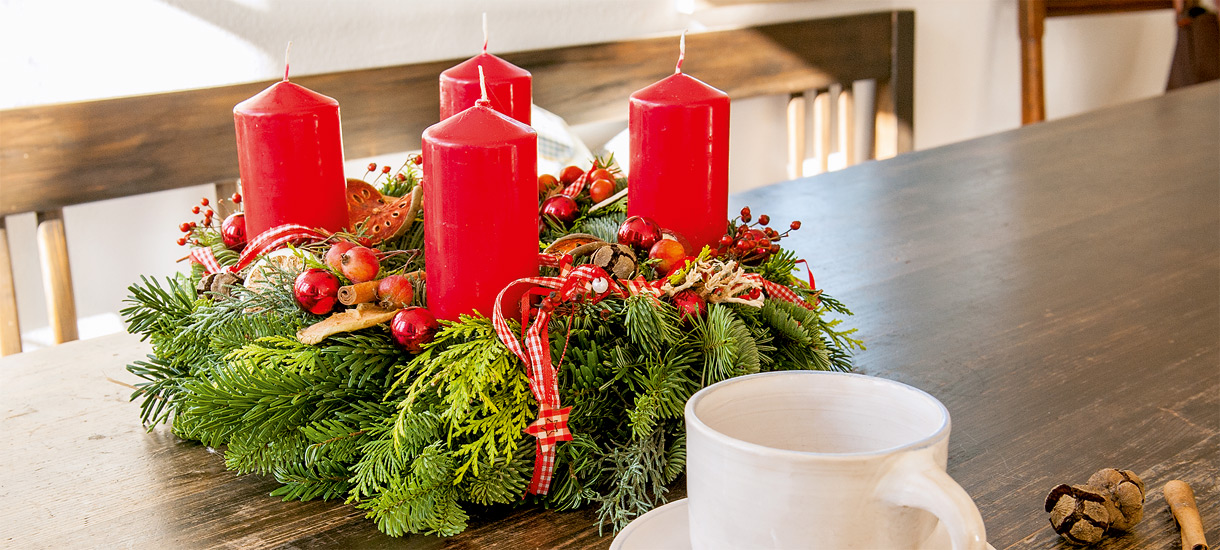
[[560, 173, 588, 197], [190, 224, 330, 275], [492, 263, 617, 495], [744, 273, 816, 310]]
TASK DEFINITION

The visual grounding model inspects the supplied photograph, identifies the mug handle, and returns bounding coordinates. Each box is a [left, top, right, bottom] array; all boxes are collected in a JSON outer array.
[[880, 452, 988, 550]]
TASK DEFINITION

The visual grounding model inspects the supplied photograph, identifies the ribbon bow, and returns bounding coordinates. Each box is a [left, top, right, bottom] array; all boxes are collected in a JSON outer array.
[[190, 224, 330, 275]]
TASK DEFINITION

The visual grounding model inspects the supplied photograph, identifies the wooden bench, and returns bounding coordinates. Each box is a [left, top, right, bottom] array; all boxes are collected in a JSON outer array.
[[0, 11, 914, 355]]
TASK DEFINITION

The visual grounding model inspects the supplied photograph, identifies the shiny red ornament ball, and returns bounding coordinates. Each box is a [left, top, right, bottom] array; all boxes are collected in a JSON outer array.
[[293, 269, 341, 315], [391, 307, 440, 353], [220, 212, 247, 250], [617, 216, 662, 251], [541, 195, 580, 224]]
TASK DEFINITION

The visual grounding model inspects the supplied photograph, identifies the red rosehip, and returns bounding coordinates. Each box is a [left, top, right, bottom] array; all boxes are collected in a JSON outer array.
[[559, 165, 584, 185], [176, 237, 187, 246], [191, 206, 200, 214], [367, 162, 378, 171], [790, 221, 802, 230], [293, 269, 341, 315], [340, 246, 380, 283], [758, 214, 770, 226], [538, 173, 559, 195], [231, 192, 242, 203], [719, 235, 734, 247], [200, 198, 209, 206], [589, 178, 615, 203]]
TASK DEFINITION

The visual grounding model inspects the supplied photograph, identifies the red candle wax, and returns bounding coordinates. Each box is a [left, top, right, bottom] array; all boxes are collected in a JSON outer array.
[[233, 80, 349, 238], [422, 102, 538, 321], [440, 53, 532, 125], [627, 72, 730, 252]]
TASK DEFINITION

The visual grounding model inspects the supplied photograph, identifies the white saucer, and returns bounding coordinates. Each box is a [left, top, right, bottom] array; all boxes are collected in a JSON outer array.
[[610, 498, 996, 550]]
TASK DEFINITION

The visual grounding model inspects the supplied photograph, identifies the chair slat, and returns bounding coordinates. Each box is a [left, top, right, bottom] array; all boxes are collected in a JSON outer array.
[[36, 210, 77, 344], [0, 217, 21, 355]]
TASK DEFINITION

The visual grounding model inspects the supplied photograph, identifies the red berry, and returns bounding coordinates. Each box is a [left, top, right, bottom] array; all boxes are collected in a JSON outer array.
[[200, 198, 209, 206], [377, 275, 415, 308], [231, 192, 242, 203], [790, 221, 802, 230], [740, 206, 751, 218], [191, 206, 201, 214], [719, 235, 734, 247], [367, 162, 377, 171], [293, 269, 341, 315], [176, 237, 187, 246], [589, 178, 615, 203], [769, 244, 780, 254], [221, 212, 247, 250], [395, 173, 406, 181], [541, 195, 580, 224], [758, 214, 770, 226], [559, 165, 584, 185], [391, 307, 440, 353], [741, 212, 752, 223], [381, 165, 392, 174], [324, 241, 358, 273], [340, 246, 380, 283], [179, 222, 191, 232]]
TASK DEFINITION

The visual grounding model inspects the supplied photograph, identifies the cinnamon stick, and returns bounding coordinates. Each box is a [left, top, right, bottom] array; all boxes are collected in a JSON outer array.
[[1165, 480, 1209, 550], [338, 281, 380, 306]]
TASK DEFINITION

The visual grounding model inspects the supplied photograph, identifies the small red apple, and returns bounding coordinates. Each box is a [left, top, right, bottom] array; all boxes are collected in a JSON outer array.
[[589, 178, 615, 203], [377, 275, 415, 309], [325, 241, 357, 273], [559, 165, 585, 185], [538, 173, 559, 195], [340, 246, 380, 283], [648, 238, 686, 274]]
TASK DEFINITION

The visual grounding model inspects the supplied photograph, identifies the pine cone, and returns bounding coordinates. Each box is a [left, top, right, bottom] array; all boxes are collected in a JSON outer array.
[[1086, 468, 1145, 531], [1045, 484, 1111, 545]]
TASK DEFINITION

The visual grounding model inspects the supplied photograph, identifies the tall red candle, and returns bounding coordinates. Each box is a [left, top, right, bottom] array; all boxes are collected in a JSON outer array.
[[233, 79, 349, 238], [422, 100, 538, 321], [440, 53, 532, 125], [627, 48, 730, 252]]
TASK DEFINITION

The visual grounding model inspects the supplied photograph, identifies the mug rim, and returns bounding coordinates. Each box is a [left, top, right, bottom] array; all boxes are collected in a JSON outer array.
[[684, 371, 951, 459]]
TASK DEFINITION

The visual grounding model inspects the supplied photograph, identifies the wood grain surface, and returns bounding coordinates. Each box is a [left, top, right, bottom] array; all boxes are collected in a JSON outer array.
[[0, 11, 912, 217], [1, 82, 1216, 549]]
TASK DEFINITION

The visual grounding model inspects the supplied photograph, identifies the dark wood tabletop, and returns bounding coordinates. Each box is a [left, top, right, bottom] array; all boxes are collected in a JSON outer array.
[[2, 82, 1217, 549]]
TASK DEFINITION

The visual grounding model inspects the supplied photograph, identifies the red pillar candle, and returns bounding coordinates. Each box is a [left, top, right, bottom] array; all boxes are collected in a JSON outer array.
[[422, 100, 538, 321], [627, 43, 730, 252], [233, 78, 350, 238], [440, 53, 532, 125]]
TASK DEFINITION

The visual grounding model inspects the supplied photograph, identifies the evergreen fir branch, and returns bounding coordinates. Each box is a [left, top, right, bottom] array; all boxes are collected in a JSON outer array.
[[271, 460, 354, 502], [224, 430, 307, 475], [121, 275, 200, 337], [693, 305, 762, 385], [350, 419, 412, 499], [357, 443, 469, 537], [125, 354, 191, 426], [457, 436, 532, 505], [625, 347, 699, 440], [622, 295, 679, 353], [576, 212, 628, 243], [546, 433, 603, 511], [594, 428, 671, 534]]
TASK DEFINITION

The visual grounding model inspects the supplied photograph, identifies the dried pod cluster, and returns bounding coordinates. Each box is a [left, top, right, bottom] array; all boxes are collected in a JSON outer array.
[[1045, 468, 1146, 545]]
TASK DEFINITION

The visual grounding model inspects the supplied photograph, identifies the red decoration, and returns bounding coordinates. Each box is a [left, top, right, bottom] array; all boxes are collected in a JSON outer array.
[[617, 216, 662, 251], [422, 100, 538, 321], [541, 195, 579, 224], [391, 307, 440, 353], [377, 275, 415, 309], [345, 179, 417, 245], [627, 59, 729, 252], [220, 213, 247, 250], [440, 53, 532, 125], [671, 289, 707, 321], [648, 238, 686, 273], [339, 246, 380, 283], [293, 268, 341, 315], [233, 79, 350, 239]]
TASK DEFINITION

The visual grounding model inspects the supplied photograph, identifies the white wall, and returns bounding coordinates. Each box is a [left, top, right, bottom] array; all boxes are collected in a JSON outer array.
[[0, 0, 1178, 345]]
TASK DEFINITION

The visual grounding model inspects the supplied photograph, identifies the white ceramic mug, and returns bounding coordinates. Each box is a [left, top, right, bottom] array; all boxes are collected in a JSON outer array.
[[685, 371, 987, 550]]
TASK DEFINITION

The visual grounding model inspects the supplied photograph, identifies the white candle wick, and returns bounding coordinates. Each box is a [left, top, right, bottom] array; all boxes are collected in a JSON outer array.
[[478, 65, 489, 104], [284, 41, 292, 81], [482, 12, 489, 54], [675, 31, 686, 74]]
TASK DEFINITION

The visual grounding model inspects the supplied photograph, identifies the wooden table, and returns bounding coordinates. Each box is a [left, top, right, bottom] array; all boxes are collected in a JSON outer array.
[[3, 82, 1217, 549]]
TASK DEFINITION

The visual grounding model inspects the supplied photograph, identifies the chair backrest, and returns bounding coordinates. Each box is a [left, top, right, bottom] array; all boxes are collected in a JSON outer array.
[[1018, 0, 1175, 124], [0, 11, 914, 355]]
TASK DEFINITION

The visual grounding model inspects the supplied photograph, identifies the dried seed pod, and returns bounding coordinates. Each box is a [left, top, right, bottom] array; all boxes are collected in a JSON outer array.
[[591, 243, 637, 279], [196, 272, 243, 301], [1086, 468, 1145, 531], [1046, 484, 1112, 545]]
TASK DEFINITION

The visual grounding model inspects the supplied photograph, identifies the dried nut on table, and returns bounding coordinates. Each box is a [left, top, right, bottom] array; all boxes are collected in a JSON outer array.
[[1045, 468, 1146, 545]]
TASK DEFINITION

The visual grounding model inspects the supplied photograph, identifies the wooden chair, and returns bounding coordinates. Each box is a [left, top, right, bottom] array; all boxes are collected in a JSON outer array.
[[0, 11, 914, 355], [1018, 0, 1175, 124]]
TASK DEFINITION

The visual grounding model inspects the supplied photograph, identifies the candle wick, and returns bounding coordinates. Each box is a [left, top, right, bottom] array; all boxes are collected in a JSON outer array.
[[478, 65, 489, 105], [284, 41, 292, 81], [482, 12, 488, 54], [675, 31, 686, 74]]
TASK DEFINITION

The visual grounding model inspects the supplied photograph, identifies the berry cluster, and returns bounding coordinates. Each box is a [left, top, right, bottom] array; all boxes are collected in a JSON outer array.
[[715, 207, 801, 264], [364, 156, 422, 185], [175, 193, 245, 248]]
